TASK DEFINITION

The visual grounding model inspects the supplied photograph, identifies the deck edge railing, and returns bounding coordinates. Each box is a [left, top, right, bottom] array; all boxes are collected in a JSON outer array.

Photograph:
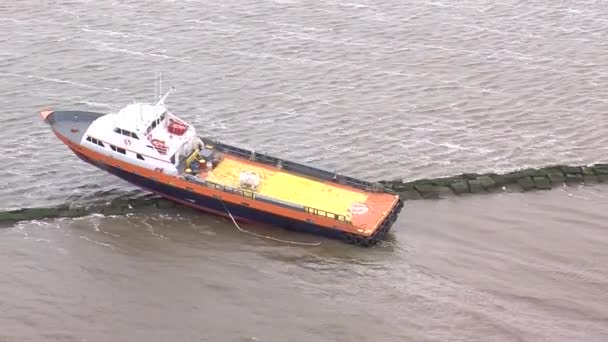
[[199, 137, 394, 194], [181, 174, 351, 223]]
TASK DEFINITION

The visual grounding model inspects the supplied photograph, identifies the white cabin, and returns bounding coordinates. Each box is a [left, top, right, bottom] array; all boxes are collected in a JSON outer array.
[[80, 89, 199, 175]]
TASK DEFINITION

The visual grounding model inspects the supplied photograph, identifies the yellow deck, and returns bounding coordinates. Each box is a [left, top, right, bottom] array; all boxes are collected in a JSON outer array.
[[204, 156, 368, 219]]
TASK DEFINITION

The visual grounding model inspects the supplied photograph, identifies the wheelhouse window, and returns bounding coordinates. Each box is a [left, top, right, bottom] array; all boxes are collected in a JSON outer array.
[[145, 112, 167, 135], [109, 144, 126, 155], [114, 127, 139, 139], [86, 136, 105, 147]]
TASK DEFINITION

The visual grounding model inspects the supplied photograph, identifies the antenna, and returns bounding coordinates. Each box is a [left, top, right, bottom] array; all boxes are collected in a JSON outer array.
[[159, 72, 162, 100], [154, 71, 158, 102], [156, 86, 175, 106]]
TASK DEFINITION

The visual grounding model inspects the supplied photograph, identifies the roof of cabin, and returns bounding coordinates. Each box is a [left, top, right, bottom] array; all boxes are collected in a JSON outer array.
[[115, 103, 167, 133], [86, 102, 166, 135]]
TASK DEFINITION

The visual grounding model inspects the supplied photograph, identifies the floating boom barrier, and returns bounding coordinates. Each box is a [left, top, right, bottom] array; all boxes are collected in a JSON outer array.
[[1, 163, 607, 224]]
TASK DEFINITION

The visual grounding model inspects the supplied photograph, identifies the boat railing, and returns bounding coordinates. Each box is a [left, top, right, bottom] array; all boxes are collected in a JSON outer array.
[[182, 176, 351, 223], [200, 137, 390, 193], [303, 206, 349, 222]]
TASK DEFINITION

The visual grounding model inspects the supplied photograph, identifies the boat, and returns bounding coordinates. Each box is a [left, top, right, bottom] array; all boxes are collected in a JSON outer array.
[[39, 86, 403, 246]]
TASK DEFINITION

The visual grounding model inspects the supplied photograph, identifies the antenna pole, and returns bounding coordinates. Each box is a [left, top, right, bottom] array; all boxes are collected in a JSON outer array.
[[156, 86, 175, 106]]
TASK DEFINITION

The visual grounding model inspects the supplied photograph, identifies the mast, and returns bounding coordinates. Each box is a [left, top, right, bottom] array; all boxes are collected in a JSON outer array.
[[154, 71, 158, 102], [156, 86, 175, 106]]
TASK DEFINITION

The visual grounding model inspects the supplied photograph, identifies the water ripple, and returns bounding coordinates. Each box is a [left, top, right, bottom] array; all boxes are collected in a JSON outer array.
[[1, 1, 608, 339]]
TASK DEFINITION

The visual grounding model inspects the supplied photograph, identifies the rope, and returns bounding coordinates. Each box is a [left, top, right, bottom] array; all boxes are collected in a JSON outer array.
[[218, 199, 321, 246]]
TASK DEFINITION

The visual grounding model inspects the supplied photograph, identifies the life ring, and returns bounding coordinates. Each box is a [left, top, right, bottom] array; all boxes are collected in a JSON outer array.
[[124, 138, 131, 146], [154, 167, 163, 173]]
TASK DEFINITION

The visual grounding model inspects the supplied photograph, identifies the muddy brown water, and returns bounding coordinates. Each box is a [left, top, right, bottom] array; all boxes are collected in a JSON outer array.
[[1, 1, 608, 341]]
